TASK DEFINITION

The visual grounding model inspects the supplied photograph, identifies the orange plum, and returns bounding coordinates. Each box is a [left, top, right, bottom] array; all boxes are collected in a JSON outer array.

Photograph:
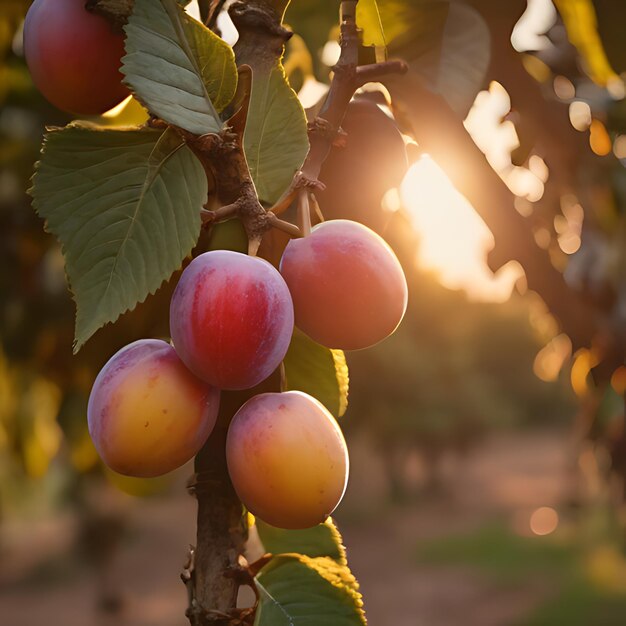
[[226, 391, 349, 529], [24, 0, 129, 114], [279, 219, 408, 350], [88, 339, 219, 477]]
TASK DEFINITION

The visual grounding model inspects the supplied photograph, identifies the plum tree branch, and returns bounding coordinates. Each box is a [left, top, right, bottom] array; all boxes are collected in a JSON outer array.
[[269, 0, 407, 216], [355, 60, 409, 87], [386, 74, 624, 363], [186, 412, 250, 626], [267, 212, 303, 238]]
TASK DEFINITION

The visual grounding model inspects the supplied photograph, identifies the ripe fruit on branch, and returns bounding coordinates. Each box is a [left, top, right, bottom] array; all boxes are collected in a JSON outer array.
[[317, 99, 409, 232], [24, 0, 129, 114], [226, 391, 349, 529], [280, 219, 408, 350], [88, 339, 219, 477], [170, 251, 294, 390]]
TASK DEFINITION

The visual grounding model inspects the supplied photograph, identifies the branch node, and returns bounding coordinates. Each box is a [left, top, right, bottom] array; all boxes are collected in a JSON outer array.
[[228, 2, 292, 42], [307, 117, 338, 141]]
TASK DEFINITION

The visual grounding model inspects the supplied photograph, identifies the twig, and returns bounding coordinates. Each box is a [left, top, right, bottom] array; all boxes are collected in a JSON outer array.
[[199, 0, 216, 26], [267, 213, 303, 238], [201, 203, 239, 226], [355, 60, 408, 87], [309, 192, 325, 222], [268, 0, 406, 216], [386, 73, 617, 358], [86, 0, 133, 31]]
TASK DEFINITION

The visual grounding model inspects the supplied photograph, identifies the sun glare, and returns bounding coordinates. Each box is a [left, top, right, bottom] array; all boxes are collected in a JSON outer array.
[[400, 157, 522, 303]]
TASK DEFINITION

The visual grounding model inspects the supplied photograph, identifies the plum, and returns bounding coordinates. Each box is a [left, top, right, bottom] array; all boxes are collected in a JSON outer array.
[[317, 99, 409, 233], [88, 339, 219, 477], [226, 391, 349, 529], [170, 251, 294, 390], [280, 219, 408, 350], [24, 0, 129, 115]]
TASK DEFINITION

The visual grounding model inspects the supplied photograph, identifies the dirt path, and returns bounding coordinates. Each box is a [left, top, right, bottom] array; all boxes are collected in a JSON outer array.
[[339, 432, 572, 625], [0, 429, 573, 626]]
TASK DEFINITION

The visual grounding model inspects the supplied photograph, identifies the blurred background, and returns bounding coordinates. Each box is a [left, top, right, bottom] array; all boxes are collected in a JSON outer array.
[[2, 0, 626, 624]]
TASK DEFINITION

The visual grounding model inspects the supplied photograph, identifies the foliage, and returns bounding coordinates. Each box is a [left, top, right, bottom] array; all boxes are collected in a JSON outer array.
[[255, 555, 366, 625], [3, 0, 626, 622], [31, 125, 206, 351], [380, 0, 491, 116], [257, 517, 347, 562], [244, 64, 309, 205], [255, 518, 365, 625], [283, 329, 349, 419], [123, 0, 238, 134]]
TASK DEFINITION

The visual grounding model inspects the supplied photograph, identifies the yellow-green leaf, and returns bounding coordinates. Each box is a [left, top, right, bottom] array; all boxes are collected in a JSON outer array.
[[357, 0, 386, 50], [256, 517, 347, 564], [255, 554, 366, 625], [556, 0, 620, 85], [283, 329, 349, 418]]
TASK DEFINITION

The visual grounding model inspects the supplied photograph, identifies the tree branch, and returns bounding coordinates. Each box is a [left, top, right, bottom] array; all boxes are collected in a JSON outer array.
[[186, 413, 248, 626], [387, 74, 611, 356], [355, 60, 408, 87], [267, 212, 303, 237], [269, 0, 407, 216]]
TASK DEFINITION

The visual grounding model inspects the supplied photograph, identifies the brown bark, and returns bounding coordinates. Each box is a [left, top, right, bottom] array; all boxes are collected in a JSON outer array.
[[186, 418, 248, 625]]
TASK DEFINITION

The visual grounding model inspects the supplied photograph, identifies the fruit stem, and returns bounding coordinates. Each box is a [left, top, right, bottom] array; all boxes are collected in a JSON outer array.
[[297, 190, 312, 237]]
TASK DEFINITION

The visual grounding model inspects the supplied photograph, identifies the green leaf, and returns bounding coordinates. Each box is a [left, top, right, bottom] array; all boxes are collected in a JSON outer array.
[[256, 517, 347, 564], [31, 124, 207, 351], [283, 329, 349, 418], [357, 0, 386, 50], [255, 555, 366, 625], [122, 0, 238, 135], [380, 0, 490, 117], [245, 64, 309, 204]]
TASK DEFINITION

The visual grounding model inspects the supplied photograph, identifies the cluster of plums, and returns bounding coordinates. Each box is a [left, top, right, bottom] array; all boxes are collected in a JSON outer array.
[[88, 221, 408, 528], [24, 0, 411, 530]]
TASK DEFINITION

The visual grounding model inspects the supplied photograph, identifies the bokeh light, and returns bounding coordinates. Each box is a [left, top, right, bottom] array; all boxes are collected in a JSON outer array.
[[530, 507, 559, 536]]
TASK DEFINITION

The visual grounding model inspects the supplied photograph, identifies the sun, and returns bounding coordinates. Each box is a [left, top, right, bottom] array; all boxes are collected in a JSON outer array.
[[400, 155, 522, 303]]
